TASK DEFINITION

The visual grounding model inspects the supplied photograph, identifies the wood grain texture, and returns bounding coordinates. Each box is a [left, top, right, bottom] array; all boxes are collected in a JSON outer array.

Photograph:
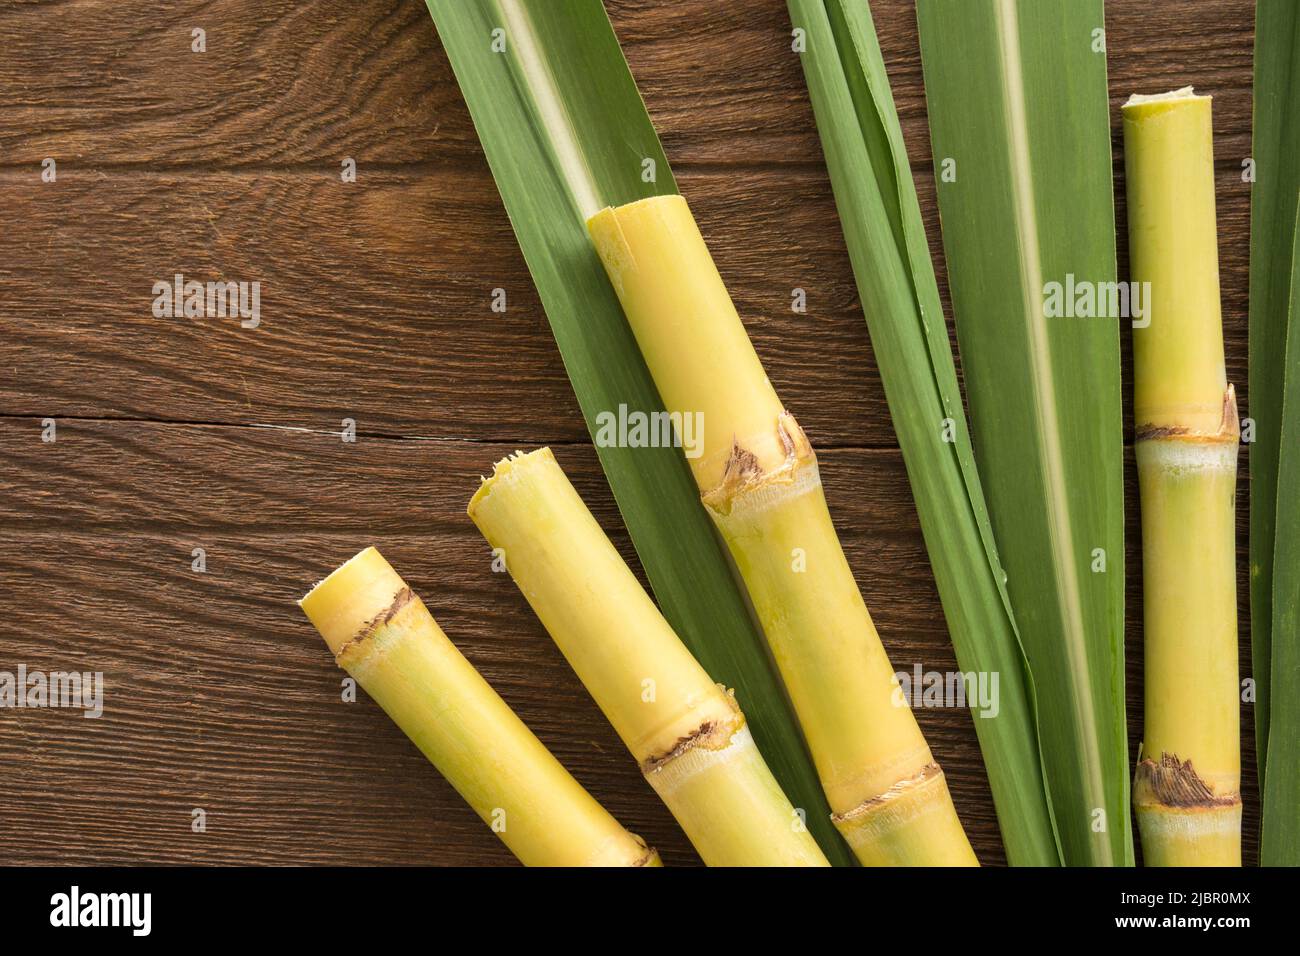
[[0, 0, 1252, 168], [0, 165, 892, 446], [0, 0, 1259, 865], [0, 422, 994, 864]]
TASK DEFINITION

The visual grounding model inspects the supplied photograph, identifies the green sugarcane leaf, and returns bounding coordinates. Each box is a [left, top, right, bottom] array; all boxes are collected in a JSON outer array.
[[787, 0, 1059, 865], [1261, 188, 1300, 865], [1250, 0, 1300, 809], [425, 0, 854, 865], [915, 0, 1132, 866]]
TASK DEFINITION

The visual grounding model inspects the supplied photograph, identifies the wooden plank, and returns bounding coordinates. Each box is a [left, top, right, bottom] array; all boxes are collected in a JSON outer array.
[[0, 1, 1252, 171], [0, 419, 1013, 863], [0, 0, 810, 169], [0, 165, 895, 446], [0, 418, 1261, 864], [0, 158, 1251, 448], [0, 0, 1253, 445]]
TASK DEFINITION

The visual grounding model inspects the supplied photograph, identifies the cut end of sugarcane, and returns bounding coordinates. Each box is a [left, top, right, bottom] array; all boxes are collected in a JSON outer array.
[[299, 546, 408, 655], [585, 194, 689, 246], [586, 198, 692, 300], [1123, 87, 1209, 118], [1125, 86, 1200, 106], [467, 447, 558, 518]]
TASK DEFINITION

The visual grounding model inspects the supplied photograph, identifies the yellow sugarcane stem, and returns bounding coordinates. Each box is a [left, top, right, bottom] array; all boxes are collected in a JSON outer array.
[[588, 197, 788, 492], [299, 547, 658, 867], [468, 448, 829, 866], [588, 195, 976, 866], [1123, 88, 1241, 866], [468, 450, 731, 764], [1125, 89, 1229, 433]]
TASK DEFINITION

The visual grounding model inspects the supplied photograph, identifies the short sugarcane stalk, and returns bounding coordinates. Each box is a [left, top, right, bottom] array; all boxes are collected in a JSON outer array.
[[587, 195, 976, 866], [299, 546, 658, 867], [468, 448, 829, 867], [1123, 89, 1242, 866]]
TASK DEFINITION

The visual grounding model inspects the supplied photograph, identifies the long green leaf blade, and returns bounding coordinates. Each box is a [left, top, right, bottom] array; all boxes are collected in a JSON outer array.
[[1263, 197, 1300, 865], [1250, 0, 1300, 803], [425, 0, 854, 864], [916, 0, 1131, 865], [788, 0, 1059, 865]]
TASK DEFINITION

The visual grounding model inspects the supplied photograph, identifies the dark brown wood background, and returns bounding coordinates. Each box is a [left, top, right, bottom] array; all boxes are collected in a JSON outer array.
[[0, 0, 1259, 866]]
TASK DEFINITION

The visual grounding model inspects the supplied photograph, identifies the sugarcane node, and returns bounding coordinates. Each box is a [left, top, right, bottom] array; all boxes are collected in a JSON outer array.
[[702, 412, 817, 514], [1135, 384, 1240, 444], [1135, 753, 1240, 809], [718, 441, 762, 493], [640, 696, 744, 775], [333, 587, 416, 661], [631, 843, 661, 867], [830, 762, 947, 821], [1220, 382, 1241, 439], [777, 411, 814, 459]]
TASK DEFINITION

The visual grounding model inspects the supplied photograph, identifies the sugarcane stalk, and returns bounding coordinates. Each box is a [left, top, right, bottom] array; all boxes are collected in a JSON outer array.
[[468, 448, 830, 867], [587, 195, 976, 866], [299, 546, 658, 867], [1123, 88, 1242, 866]]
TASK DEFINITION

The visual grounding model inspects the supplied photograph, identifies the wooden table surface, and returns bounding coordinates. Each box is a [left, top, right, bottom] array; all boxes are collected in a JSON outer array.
[[0, 0, 1258, 866]]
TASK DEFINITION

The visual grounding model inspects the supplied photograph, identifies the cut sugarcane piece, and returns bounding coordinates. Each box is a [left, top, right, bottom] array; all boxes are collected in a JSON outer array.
[[468, 448, 829, 867], [1123, 88, 1241, 866], [299, 546, 658, 867], [588, 195, 976, 866]]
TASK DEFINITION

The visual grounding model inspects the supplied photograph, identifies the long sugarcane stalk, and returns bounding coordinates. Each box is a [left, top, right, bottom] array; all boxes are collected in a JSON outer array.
[[299, 547, 658, 867], [587, 196, 976, 866], [468, 448, 829, 867], [1123, 89, 1241, 866]]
